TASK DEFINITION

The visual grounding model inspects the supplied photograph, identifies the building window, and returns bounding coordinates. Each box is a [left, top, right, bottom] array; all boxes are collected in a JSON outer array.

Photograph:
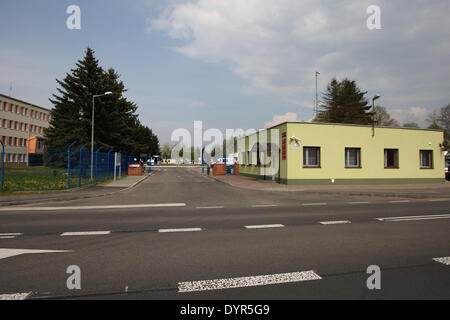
[[384, 149, 399, 168], [420, 150, 433, 169], [345, 148, 361, 168], [8, 137, 12, 145], [303, 147, 321, 167]]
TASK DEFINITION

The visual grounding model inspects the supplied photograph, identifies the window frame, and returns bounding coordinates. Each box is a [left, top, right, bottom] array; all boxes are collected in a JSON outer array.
[[384, 148, 399, 169], [345, 147, 361, 168], [303, 146, 321, 168], [419, 150, 433, 169]]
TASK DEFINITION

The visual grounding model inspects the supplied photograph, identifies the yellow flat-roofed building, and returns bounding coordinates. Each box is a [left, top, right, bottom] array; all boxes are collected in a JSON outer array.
[[238, 122, 446, 184]]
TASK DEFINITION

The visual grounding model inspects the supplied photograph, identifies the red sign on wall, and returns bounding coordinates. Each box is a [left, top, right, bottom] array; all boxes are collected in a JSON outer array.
[[282, 132, 287, 160]]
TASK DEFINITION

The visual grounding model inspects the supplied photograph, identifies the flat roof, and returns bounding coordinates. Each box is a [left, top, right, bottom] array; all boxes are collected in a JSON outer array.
[[0, 93, 51, 112], [266, 121, 443, 133]]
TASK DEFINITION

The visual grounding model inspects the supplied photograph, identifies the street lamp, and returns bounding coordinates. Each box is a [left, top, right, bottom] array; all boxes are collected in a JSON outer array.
[[372, 94, 381, 136], [91, 91, 112, 180]]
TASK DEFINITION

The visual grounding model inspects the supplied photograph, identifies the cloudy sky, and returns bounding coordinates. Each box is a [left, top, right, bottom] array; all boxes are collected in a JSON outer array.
[[0, 0, 449, 142]]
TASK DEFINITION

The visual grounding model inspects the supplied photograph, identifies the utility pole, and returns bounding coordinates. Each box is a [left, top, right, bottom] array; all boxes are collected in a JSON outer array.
[[315, 71, 320, 116]]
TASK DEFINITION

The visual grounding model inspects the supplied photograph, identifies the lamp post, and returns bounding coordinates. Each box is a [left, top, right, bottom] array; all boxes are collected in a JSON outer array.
[[372, 94, 381, 137], [91, 92, 112, 180], [315, 71, 320, 116]]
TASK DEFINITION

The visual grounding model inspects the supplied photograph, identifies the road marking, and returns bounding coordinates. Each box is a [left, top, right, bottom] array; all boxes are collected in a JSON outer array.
[[377, 214, 450, 222], [433, 257, 450, 265], [0, 249, 71, 260], [196, 206, 224, 209], [319, 220, 351, 225], [159, 228, 203, 233], [389, 200, 410, 203], [61, 231, 111, 236], [428, 199, 450, 202], [348, 202, 370, 205], [302, 203, 327, 206], [245, 224, 285, 229], [178, 270, 322, 293], [0, 203, 187, 212], [251, 204, 278, 208], [0, 233, 22, 239], [0, 292, 31, 300]]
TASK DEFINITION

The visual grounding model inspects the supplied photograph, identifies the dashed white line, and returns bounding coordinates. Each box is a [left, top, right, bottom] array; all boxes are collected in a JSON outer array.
[[196, 206, 224, 209], [319, 220, 352, 225], [433, 257, 450, 265], [0, 233, 22, 240], [0, 203, 187, 212], [178, 270, 322, 293], [389, 200, 410, 203], [158, 228, 203, 233], [251, 204, 278, 208], [302, 203, 327, 206], [245, 224, 285, 229], [377, 214, 450, 222], [0, 292, 31, 300], [61, 231, 111, 236]]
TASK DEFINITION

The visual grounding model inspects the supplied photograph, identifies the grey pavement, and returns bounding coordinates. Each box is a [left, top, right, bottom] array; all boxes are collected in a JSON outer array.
[[0, 167, 449, 300], [202, 168, 450, 199]]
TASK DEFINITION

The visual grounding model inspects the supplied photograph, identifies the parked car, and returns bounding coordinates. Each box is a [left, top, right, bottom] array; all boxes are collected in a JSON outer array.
[[445, 157, 449, 181]]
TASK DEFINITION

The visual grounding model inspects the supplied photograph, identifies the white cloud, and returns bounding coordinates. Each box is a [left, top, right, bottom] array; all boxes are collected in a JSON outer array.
[[390, 107, 429, 126], [264, 112, 298, 128], [151, 0, 450, 115]]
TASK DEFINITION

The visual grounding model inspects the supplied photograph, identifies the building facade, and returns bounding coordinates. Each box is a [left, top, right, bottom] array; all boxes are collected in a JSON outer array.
[[0, 94, 51, 167], [238, 122, 446, 184]]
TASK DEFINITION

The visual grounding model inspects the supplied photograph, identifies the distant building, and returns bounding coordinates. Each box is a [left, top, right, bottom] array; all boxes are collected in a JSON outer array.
[[0, 94, 51, 166]]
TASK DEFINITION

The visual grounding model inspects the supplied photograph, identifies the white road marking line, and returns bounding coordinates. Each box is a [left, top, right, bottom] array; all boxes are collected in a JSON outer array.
[[433, 257, 450, 266], [196, 206, 224, 209], [0, 292, 31, 300], [0, 203, 187, 212], [0, 233, 22, 239], [377, 214, 450, 222], [389, 200, 410, 203], [348, 202, 370, 205], [61, 231, 111, 236], [178, 270, 322, 293], [158, 228, 203, 233], [245, 224, 285, 229], [428, 199, 450, 202], [302, 203, 327, 206], [251, 204, 278, 208], [0, 249, 71, 260], [319, 220, 352, 225]]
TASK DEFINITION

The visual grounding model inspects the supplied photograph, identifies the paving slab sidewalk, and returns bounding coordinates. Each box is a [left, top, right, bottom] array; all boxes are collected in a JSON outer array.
[[0, 174, 150, 206], [193, 168, 450, 199]]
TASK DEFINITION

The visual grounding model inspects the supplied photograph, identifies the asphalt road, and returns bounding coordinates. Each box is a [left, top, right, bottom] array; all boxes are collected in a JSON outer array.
[[0, 167, 449, 300]]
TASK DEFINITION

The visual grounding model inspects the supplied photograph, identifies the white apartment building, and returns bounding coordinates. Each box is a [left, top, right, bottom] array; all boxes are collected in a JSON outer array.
[[0, 94, 51, 166]]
